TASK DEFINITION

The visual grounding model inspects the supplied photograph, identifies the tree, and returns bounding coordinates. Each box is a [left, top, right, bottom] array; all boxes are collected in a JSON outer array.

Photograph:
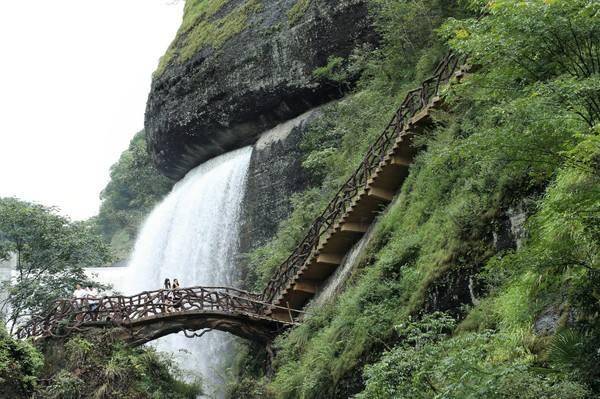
[[442, 0, 600, 127], [0, 198, 112, 333], [95, 131, 173, 259]]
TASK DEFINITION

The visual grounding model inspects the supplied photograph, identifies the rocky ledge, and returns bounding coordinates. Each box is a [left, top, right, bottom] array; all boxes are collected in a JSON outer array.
[[145, 0, 375, 180]]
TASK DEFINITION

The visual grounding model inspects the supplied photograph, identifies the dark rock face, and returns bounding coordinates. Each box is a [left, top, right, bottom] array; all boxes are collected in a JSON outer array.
[[423, 266, 477, 315], [493, 200, 532, 252], [533, 306, 563, 336], [145, 0, 375, 180], [238, 109, 320, 259]]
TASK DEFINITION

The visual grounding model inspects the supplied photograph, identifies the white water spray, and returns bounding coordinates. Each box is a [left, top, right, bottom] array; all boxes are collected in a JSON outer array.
[[91, 146, 252, 397]]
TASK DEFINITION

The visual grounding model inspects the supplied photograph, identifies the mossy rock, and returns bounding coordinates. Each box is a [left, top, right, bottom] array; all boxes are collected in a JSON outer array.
[[145, 0, 376, 180]]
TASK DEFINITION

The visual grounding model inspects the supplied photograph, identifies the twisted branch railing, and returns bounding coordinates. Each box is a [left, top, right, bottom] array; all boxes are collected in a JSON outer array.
[[16, 286, 292, 339], [261, 52, 465, 304]]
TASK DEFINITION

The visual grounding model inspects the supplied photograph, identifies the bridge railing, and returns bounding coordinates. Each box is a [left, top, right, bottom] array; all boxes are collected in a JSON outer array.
[[16, 286, 279, 339], [261, 53, 464, 304]]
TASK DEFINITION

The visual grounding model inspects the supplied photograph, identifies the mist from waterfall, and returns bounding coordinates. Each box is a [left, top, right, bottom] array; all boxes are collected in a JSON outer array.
[[91, 146, 253, 397]]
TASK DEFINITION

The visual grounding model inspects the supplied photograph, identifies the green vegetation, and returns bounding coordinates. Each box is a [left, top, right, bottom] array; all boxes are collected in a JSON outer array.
[[0, 198, 112, 330], [0, 324, 43, 398], [287, 0, 311, 25], [2, 0, 598, 397], [0, 197, 199, 398], [95, 131, 174, 259], [36, 333, 201, 399], [231, 0, 600, 397], [357, 314, 589, 399], [0, 324, 202, 399], [155, 0, 262, 76]]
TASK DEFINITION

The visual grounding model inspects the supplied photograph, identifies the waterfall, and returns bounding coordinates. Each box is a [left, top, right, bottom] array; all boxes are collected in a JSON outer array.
[[91, 146, 252, 397], [0, 255, 16, 321]]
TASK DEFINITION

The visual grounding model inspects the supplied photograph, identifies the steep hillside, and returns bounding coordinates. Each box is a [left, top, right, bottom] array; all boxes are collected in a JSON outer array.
[[228, 0, 600, 397]]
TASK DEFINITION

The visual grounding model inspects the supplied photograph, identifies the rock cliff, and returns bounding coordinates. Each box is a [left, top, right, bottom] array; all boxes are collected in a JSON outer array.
[[238, 109, 320, 257], [145, 0, 375, 180]]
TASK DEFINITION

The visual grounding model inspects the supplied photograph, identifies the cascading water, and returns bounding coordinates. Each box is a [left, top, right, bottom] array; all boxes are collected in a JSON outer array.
[[92, 146, 252, 397]]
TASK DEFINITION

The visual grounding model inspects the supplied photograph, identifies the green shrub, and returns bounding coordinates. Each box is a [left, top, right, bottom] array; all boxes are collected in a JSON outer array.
[[41, 370, 85, 399], [359, 326, 590, 399], [0, 323, 43, 397], [38, 334, 202, 399]]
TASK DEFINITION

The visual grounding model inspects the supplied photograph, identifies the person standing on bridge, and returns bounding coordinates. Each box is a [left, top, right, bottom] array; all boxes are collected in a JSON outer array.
[[172, 279, 181, 310], [72, 284, 87, 321], [162, 278, 172, 313], [73, 284, 87, 300], [86, 285, 99, 321]]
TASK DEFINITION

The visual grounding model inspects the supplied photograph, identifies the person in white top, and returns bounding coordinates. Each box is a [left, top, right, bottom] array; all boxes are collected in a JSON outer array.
[[85, 286, 99, 298], [73, 284, 87, 299], [72, 284, 87, 321]]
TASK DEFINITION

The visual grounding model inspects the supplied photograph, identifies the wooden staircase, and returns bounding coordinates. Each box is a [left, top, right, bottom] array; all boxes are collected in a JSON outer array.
[[264, 56, 469, 321]]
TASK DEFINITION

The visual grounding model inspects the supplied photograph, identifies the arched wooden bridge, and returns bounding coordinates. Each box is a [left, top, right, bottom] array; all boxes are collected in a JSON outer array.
[[17, 53, 468, 344], [16, 287, 296, 346]]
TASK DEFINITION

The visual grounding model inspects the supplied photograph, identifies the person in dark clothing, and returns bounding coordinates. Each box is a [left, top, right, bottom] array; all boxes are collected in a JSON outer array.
[[172, 279, 182, 310], [86, 285, 99, 321], [162, 279, 172, 313]]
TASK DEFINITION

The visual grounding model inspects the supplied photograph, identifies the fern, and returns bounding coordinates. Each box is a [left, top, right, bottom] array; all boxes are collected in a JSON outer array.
[[548, 329, 590, 372]]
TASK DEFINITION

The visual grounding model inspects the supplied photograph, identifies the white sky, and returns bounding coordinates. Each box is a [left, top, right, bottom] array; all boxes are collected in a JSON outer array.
[[0, 0, 183, 220]]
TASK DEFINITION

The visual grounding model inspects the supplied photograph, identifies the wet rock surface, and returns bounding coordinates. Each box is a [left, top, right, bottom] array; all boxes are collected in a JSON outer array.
[[238, 109, 320, 261], [493, 198, 534, 251], [145, 0, 375, 180], [534, 306, 563, 336], [423, 266, 478, 315]]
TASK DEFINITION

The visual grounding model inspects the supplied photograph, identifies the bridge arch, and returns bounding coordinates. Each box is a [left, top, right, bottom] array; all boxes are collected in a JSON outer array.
[[114, 310, 288, 346]]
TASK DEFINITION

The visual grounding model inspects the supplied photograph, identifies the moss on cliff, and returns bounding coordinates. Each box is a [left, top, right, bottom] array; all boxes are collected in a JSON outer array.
[[287, 0, 311, 25], [155, 0, 262, 76], [181, 0, 230, 32]]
